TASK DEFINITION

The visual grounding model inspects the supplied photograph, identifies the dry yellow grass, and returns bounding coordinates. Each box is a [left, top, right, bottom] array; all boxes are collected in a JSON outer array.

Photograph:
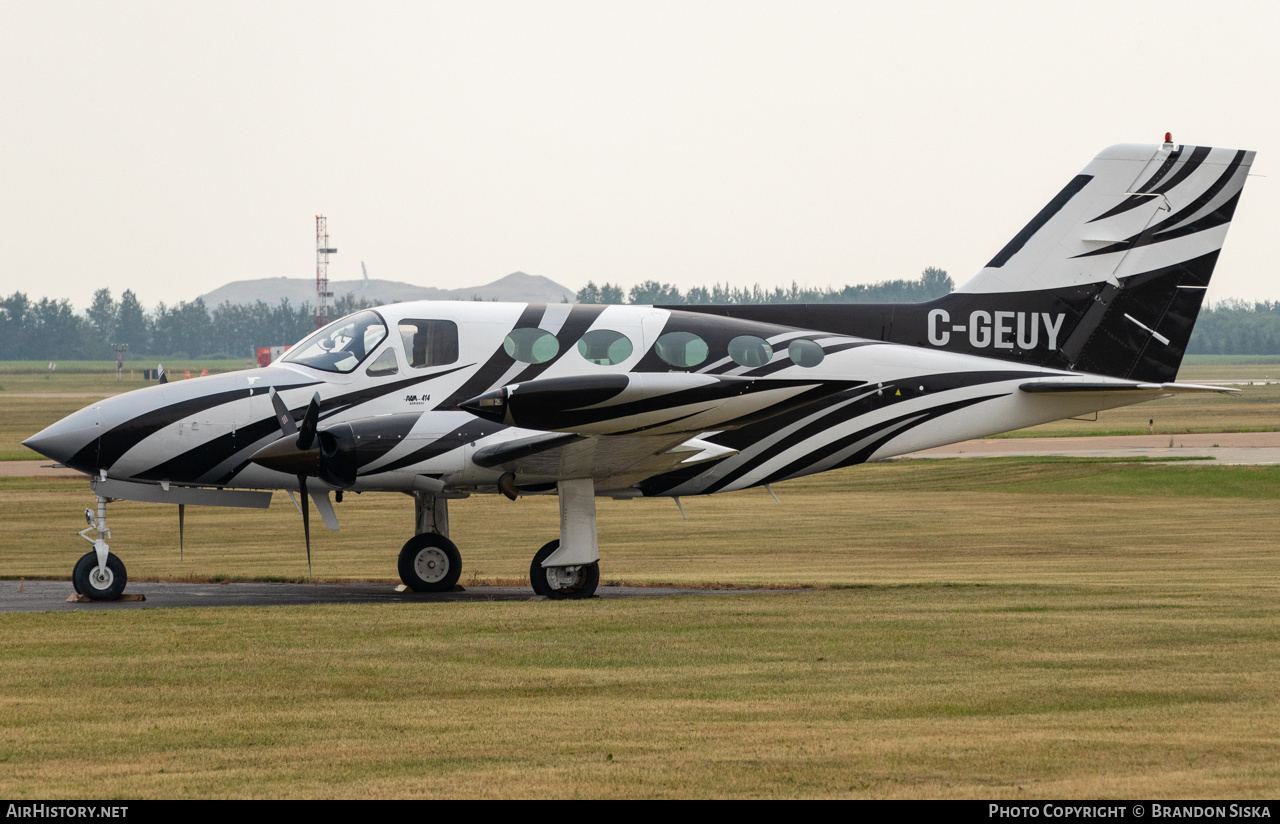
[[1, 461, 1279, 798], [2, 351, 1278, 798], [1, 587, 1277, 798]]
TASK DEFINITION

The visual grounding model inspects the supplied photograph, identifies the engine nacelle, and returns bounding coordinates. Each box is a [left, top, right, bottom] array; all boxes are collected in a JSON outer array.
[[251, 412, 422, 488], [460, 373, 862, 436]]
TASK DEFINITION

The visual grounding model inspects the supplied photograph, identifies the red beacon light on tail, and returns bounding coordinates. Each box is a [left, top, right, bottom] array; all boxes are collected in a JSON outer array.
[[1164, 132, 1174, 148]]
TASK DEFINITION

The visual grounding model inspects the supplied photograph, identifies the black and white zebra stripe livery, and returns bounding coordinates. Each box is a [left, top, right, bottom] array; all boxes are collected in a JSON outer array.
[[25, 139, 1255, 600]]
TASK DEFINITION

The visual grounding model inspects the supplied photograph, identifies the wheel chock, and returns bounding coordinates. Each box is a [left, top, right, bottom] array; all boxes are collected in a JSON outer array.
[[66, 593, 146, 603]]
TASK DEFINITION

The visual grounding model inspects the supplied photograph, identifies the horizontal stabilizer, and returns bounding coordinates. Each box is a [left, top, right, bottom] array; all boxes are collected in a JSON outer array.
[[1019, 379, 1238, 394]]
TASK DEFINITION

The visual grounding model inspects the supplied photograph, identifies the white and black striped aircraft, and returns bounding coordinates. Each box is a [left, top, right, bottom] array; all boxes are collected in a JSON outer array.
[[25, 138, 1254, 600]]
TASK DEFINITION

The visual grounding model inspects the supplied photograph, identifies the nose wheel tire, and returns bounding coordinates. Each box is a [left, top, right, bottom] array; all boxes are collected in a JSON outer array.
[[397, 533, 463, 592], [529, 539, 600, 600], [72, 551, 128, 601]]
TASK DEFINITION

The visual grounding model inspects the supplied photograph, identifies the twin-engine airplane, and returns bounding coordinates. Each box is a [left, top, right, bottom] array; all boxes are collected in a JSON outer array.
[[25, 138, 1254, 600]]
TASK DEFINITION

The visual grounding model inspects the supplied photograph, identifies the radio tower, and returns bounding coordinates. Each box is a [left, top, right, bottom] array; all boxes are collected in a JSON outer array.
[[315, 215, 338, 329]]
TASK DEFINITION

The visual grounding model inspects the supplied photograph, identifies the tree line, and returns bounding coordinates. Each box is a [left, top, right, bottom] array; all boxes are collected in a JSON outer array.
[[0, 289, 374, 361], [578, 267, 956, 305], [1184, 299, 1280, 355], [3, 273, 1279, 361]]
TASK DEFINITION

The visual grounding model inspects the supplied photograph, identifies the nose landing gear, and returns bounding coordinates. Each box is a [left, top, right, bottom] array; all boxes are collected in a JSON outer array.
[[73, 494, 128, 601]]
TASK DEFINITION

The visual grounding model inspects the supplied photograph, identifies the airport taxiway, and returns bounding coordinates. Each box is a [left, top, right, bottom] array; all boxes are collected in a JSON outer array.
[[0, 579, 765, 613]]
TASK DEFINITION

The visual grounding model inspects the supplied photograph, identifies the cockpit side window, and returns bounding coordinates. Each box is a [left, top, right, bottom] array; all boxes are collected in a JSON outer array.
[[365, 346, 400, 377], [399, 320, 460, 368], [283, 311, 388, 374]]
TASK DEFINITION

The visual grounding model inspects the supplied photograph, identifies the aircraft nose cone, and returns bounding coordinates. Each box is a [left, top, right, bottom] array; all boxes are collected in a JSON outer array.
[[22, 406, 101, 469]]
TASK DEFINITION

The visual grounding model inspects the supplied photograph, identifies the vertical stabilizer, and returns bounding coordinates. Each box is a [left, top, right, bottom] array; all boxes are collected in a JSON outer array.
[[943, 142, 1254, 380], [670, 140, 1254, 382]]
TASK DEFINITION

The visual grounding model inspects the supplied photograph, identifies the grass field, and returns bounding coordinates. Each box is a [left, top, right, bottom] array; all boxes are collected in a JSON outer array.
[[2, 459, 1280, 798], [0, 358, 247, 390], [2, 353, 1278, 798], [3, 587, 1277, 799]]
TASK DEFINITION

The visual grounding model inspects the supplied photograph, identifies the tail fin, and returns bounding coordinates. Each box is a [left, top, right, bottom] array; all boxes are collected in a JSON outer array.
[[939, 141, 1255, 380], [670, 141, 1254, 381]]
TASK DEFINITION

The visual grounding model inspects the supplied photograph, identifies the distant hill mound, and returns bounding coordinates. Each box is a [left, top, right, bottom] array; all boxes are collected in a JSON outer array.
[[198, 271, 576, 307]]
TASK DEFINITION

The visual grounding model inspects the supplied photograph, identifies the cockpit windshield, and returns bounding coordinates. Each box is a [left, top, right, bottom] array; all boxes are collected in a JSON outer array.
[[282, 310, 389, 374]]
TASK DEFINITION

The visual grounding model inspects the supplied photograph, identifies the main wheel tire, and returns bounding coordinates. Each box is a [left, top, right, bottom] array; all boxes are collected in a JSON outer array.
[[529, 539, 600, 600], [72, 550, 127, 601], [529, 540, 557, 597], [71, 552, 90, 596], [397, 533, 462, 592]]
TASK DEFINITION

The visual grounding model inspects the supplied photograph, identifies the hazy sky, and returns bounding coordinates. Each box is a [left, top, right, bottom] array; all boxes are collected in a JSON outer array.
[[3, 0, 1277, 308]]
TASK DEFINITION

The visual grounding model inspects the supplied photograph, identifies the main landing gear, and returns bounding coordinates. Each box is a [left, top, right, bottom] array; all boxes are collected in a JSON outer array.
[[73, 493, 128, 601], [529, 479, 600, 600], [529, 539, 599, 599], [398, 490, 462, 592], [399, 480, 602, 599]]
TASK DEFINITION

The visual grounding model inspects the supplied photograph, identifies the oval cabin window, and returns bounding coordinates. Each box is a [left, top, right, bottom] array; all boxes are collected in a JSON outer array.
[[654, 332, 709, 368], [788, 339, 825, 367], [577, 329, 634, 365], [728, 335, 774, 368], [504, 328, 560, 364]]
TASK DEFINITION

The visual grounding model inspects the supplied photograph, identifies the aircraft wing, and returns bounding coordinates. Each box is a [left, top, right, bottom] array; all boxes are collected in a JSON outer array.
[[472, 431, 737, 493], [457, 372, 863, 492]]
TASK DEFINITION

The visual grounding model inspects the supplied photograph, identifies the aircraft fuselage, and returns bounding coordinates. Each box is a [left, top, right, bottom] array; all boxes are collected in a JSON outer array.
[[27, 300, 1157, 500]]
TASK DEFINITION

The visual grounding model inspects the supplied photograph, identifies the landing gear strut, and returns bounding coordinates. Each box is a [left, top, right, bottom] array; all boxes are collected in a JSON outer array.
[[529, 479, 601, 599], [398, 490, 461, 592], [73, 494, 128, 601]]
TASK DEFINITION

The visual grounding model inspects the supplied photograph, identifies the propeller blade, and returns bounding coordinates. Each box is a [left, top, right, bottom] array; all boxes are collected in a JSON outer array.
[[251, 390, 324, 476], [298, 393, 321, 450], [268, 387, 298, 436], [299, 474, 312, 580], [178, 503, 184, 562]]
